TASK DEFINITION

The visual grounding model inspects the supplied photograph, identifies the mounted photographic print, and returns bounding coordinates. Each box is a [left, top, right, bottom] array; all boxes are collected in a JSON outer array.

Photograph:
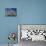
[[5, 8, 17, 16]]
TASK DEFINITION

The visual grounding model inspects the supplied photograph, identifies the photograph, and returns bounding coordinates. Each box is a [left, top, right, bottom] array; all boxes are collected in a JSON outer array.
[[5, 8, 17, 16]]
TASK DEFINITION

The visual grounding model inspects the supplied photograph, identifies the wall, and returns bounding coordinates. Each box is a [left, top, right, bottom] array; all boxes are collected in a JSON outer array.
[[0, 0, 46, 44]]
